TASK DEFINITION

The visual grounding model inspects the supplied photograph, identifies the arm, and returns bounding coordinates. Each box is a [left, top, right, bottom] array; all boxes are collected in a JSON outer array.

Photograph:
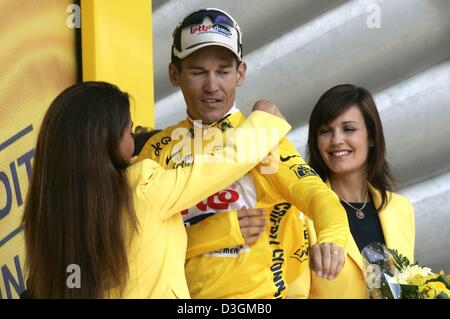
[[259, 138, 349, 280], [184, 100, 281, 257], [186, 207, 267, 258], [135, 111, 291, 220], [287, 216, 315, 298], [260, 138, 349, 247]]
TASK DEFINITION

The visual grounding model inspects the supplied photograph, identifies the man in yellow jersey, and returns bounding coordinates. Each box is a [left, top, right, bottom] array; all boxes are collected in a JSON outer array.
[[137, 8, 349, 298]]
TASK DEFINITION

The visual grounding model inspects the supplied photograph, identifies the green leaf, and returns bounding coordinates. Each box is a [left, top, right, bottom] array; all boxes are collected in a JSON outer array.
[[428, 274, 450, 290], [436, 291, 449, 299], [387, 248, 410, 270], [400, 284, 421, 299]]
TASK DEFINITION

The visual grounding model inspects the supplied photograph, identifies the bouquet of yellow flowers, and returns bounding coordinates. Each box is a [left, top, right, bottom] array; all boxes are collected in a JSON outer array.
[[362, 242, 450, 299]]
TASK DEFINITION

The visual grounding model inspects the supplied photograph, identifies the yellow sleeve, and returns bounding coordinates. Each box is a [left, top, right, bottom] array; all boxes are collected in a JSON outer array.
[[134, 111, 291, 220], [135, 130, 168, 163], [260, 138, 349, 248], [186, 210, 245, 259], [287, 217, 315, 298]]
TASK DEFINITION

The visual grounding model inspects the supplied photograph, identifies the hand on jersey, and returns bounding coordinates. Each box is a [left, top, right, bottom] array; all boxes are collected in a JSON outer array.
[[237, 206, 267, 245], [252, 100, 286, 120], [310, 243, 345, 280]]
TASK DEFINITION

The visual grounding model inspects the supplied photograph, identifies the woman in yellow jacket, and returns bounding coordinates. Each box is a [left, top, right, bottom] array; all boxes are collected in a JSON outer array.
[[289, 84, 415, 298], [21, 81, 291, 298]]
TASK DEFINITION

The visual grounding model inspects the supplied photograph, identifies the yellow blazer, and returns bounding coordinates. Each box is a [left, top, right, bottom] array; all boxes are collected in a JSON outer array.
[[288, 182, 415, 299]]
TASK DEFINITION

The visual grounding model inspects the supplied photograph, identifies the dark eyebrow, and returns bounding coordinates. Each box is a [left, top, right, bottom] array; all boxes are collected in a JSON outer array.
[[187, 66, 205, 70]]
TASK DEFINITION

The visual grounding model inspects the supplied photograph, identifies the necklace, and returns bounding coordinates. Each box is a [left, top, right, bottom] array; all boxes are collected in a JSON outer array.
[[340, 193, 368, 220]]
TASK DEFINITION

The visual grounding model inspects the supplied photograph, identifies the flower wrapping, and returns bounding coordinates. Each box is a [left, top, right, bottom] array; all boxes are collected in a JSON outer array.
[[362, 242, 450, 299]]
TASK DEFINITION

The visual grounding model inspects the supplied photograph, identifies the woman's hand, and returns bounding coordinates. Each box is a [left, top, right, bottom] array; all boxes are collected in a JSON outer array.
[[252, 100, 286, 120]]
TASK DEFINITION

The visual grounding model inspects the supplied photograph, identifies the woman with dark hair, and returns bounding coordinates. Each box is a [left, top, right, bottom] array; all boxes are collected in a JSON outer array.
[[289, 84, 415, 298], [21, 81, 291, 298]]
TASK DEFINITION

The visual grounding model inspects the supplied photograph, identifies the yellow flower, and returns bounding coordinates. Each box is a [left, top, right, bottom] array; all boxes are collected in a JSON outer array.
[[419, 281, 450, 299], [408, 273, 440, 286], [394, 265, 433, 285]]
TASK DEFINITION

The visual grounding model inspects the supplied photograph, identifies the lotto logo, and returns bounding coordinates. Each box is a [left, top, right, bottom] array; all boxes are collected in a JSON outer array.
[[196, 189, 239, 211], [190, 24, 213, 34], [182, 175, 257, 223], [181, 189, 240, 216]]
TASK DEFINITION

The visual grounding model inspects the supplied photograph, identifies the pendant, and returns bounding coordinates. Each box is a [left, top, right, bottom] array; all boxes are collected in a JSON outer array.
[[356, 210, 365, 219]]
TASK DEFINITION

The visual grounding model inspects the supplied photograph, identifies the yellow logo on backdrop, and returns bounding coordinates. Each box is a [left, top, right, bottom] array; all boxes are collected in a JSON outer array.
[[0, 125, 35, 299], [1, 0, 154, 298], [0, 0, 77, 299]]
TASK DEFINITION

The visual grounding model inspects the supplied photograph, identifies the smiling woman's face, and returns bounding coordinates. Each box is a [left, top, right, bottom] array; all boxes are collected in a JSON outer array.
[[317, 105, 370, 178]]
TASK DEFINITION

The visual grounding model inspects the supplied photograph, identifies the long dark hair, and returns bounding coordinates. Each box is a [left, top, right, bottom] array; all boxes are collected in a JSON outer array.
[[307, 84, 395, 209], [22, 81, 138, 298]]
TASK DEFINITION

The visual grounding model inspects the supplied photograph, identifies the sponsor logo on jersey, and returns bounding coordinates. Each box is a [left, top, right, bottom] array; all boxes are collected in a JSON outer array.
[[291, 220, 309, 263], [280, 154, 301, 162], [268, 202, 292, 299], [183, 175, 256, 257], [217, 117, 234, 132], [203, 244, 250, 257], [289, 163, 318, 179], [151, 136, 171, 156], [165, 148, 182, 165], [183, 175, 256, 225]]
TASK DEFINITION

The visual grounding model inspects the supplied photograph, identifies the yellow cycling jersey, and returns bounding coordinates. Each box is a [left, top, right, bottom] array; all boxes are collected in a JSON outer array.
[[137, 110, 349, 299], [108, 111, 291, 298]]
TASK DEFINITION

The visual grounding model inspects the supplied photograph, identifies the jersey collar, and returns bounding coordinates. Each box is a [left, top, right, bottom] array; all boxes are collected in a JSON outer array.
[[187, 103, 239, 129]]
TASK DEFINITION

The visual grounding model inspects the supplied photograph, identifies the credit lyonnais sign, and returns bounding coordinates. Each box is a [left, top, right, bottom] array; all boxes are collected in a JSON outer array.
[[0, 0, 77, 299]]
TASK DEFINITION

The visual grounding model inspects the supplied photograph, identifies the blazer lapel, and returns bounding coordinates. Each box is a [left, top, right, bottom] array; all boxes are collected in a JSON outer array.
[[369, 184, 395, 249], [325, 180, 365, 272], [346, 236, 365, 272]]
